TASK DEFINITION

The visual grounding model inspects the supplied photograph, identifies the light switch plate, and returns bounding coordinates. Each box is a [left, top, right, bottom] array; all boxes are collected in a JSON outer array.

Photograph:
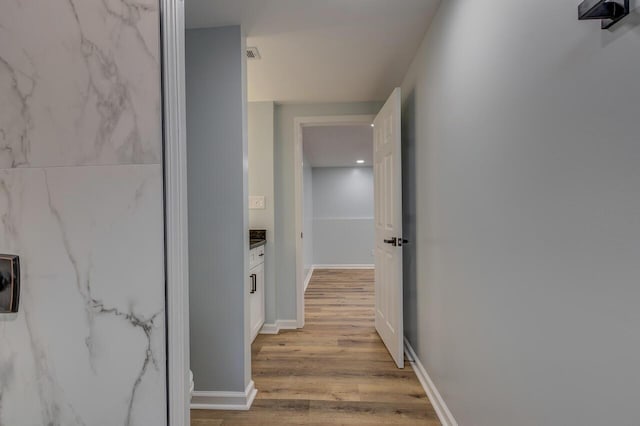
[[249, 196, 266, 210]]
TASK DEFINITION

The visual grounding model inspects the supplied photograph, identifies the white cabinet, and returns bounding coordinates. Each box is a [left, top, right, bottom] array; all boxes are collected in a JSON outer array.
[[249, 245, 265, 342]]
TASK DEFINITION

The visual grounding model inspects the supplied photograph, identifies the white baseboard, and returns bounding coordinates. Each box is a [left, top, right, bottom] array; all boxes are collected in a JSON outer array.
[[259, 323, 279, 334], [304, 267, 314, 292], [259, 319, 299, 335], [190, 380, 257, 411], [404, 338, 458, 426], [312, 264, 375, 269]]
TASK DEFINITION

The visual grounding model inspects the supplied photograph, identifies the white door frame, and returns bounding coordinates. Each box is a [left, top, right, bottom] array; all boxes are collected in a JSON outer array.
[[293, 115, 376, 328], [161, 0, 190, 425]]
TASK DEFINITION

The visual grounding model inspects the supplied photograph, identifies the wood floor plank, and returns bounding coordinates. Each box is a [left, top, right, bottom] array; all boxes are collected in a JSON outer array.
[[192, 269, 439, 425]]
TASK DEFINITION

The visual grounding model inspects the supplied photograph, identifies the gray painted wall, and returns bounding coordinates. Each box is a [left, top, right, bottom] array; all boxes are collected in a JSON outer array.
[[312, 167, 374, 265], [248, 102, 277, 323], [186, 26, 250, 393], [303, 152, 314, 277], [274, 102, 383, 320], [401, 1, 640, 425]]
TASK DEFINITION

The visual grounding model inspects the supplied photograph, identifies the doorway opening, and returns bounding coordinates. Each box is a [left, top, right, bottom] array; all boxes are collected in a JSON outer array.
[[302, 125, 377, 280], [292, 88, 405, 370], [294, 116, 376, 329], [164, 2, 408, 418]]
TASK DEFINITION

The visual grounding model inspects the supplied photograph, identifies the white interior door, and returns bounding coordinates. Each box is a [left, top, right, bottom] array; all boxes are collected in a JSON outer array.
[[373, 87, 404, 368]]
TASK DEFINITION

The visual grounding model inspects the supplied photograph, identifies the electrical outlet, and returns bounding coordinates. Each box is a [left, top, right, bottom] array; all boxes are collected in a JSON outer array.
[[249, 196, 266, 210]]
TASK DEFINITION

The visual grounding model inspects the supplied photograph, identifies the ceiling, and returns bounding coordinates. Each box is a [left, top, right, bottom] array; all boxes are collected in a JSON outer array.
[[303, 125, 373, 168], [185, 0, 441, 103]]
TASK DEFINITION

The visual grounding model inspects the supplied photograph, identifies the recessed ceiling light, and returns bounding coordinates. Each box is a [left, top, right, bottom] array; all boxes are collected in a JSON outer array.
[[370, 124, 374, 127], [356, 160, 365, 164]]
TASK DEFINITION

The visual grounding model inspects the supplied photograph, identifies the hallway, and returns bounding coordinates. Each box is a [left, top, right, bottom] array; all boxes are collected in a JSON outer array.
[[191, 269, 439, 425]]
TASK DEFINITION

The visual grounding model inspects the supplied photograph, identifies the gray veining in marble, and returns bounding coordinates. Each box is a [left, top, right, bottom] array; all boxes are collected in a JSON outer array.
[[0, 0, 162, 169], [0, 165, 166, 426], [0, 0, 166, 424]]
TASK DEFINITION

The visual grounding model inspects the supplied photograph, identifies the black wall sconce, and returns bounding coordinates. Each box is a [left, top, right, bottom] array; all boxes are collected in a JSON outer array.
[[578, 0, 630, 29]]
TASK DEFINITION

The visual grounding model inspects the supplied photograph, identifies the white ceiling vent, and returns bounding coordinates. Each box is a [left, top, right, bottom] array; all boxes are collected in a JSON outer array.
[[246, 47, 261, 60]]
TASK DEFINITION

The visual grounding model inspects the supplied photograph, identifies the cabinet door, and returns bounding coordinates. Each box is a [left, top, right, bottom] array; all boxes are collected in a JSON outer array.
[[248, 272, 256, 342], [255, 263, 265, 331], [249, 262, 265, 342]]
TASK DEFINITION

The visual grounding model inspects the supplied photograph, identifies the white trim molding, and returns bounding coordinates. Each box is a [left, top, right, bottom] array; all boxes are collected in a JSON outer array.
[[260, 319, 299, 335], [304, 267, 314, 292], [294, 119, 304, 328], [191, 381, 258, 411], [404, 338, 458, 426], [161, 0, 190, 425], [313, 264, 375, 270], [293, 114, 377, 329]]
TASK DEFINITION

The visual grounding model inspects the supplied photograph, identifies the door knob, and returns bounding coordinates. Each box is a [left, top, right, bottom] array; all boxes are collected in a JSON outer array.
[[383, 237, 397, 246]]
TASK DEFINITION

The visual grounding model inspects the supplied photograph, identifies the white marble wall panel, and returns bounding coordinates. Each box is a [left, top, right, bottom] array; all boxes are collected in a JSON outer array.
[[0, 0, 166, 424], [0, 0, 161, 168], [0, 164, 165, 426]]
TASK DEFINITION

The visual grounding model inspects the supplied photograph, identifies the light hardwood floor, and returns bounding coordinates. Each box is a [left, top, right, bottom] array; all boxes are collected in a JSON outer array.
[[192, 269, 440, 425]]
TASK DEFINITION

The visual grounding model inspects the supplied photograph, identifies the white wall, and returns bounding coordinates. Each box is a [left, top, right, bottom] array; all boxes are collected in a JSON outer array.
[[274, 102, 382, 320], [401, 1, 640, 425], [303, 152, 314, 277], [248, 101, 277, 323], [312, 167, 374, 265], [186, 26, 250, 394], [0, 2, 166, 425]]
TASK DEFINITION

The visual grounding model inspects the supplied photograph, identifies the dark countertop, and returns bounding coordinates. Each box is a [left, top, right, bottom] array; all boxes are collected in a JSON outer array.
[[250, 239, 266, 250], [249, 229, 266, 249]]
